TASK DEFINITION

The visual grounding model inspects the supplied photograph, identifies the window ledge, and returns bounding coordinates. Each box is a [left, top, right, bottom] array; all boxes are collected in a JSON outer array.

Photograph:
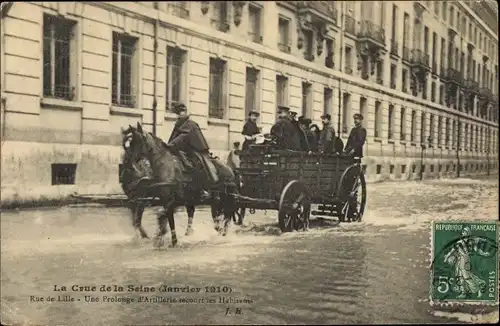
[[41, 98, 83, 111], [208, 117, 230, 126], [373, 137, 383, 143], [110, 106, 143, 117], [388, 139, 395, 144], [410, 142, 417, 147], [400, 140, 407, 145], [165, 111, 177, 121]]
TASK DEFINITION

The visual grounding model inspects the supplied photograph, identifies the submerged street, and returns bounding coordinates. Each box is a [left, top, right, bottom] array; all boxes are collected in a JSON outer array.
[[1, 176, 498, 325]]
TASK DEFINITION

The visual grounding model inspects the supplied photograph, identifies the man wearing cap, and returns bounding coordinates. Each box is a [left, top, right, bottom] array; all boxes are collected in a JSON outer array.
[[318, 113, 336, 153], [270, 106, 302, 151], [344, 113, 367, 157], [166, 103, 212, 199], [241, 110, 260, 150]]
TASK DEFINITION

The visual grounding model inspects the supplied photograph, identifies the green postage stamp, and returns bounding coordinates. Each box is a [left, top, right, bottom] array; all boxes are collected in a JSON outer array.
[[431, 221, 499, 305]]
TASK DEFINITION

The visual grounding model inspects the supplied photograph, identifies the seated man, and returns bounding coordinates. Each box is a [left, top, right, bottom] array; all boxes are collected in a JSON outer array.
[[270, 106, 302, 151], [166, 103, 213, 200], [241, 110, 260, 150]]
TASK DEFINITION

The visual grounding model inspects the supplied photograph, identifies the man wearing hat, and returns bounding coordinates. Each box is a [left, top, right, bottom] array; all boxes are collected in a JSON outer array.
[[318, 113, 336, 153], [270, 106, 302, 150], [344, 113, 367, 157], [166, 103, 212, 199], [297, 116, 311, 152], [241, 110, 260, 150], [301, 117, 318, 152]]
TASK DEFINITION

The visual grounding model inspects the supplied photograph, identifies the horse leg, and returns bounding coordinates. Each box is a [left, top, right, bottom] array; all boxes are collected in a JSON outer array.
[[166, 206, 178, 247], [221, 194, 235, 236], [135, 204, 149, 239], [153, 208, 169, 249], [185, 204, 195, 236]]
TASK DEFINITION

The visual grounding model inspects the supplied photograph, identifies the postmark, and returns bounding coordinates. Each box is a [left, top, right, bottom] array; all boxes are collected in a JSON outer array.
[[430, 221, 499, 305]]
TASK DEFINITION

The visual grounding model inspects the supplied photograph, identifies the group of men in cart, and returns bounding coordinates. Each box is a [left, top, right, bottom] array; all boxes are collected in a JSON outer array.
[[241, 105, 366, 158], [122, 102, 367, 200]]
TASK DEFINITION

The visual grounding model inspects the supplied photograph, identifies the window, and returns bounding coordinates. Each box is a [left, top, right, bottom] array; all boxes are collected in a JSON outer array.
[[376, 61, 383, 84], [452, 121, 457, 148], [43, 14, 76, 101], [403, 13, 410, 47], [431, 82, 436, 102], [248, 4, 262, 43], [276, 75, 288, 108], [301, 82, 312, 117], [374, 101, 382, 138], [388, 104, 394, 139], [429, 114, 435, 145], [442, 2, 447, 21], [391, 4, 398, 41], [112, 33, 137, 108], [421, 112, 427, 144], [360, 97, 367, 126], [342, 93, 350, 133], [445, 118, 450, 146], [278, 17, 290, 53], [402, 68, 408, 92], [213, 1, 229, 32], [325, 39, 334, 68], [323, 88, 333, 116], [208, 58, 227, 119], [411, 110, 416, 142], [245, 67, 260, 117], [345, 47, 353, 74], [468, 23, 472, 40], [439, 85, 444, 104], [434, 1, 439, 16], [166, 46, 186, 111], [390, 64, 397, 89], [304, 30, 314, 61], [51, 163, 77, 185], [400, 107, 407, 140], [449, 6, 454, 27]]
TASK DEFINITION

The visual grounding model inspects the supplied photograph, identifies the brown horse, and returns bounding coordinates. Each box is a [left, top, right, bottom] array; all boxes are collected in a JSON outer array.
[[126, 123, 238, 248], [120, 126, 197, 239]]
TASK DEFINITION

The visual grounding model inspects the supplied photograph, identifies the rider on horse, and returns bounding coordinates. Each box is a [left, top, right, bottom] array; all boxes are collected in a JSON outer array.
[[165, 103, 213, 200]]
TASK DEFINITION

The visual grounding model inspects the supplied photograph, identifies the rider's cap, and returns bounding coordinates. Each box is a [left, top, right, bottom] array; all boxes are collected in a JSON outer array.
[[277, 106, 290, 113], [233, 141, 240, 147], [248, 110, 260, 117], [298, 115, 306, 123], [321, 113, 331, 120], [289, 111, 298, 117], [304, 118, 312, 125], [172, 103, 187, 114], [353, 113, 364, 120]]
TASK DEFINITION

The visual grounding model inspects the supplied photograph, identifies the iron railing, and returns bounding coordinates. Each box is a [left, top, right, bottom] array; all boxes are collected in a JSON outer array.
[[167, 2, 189, 18], [390, 39, 398, 56], [358, 20, 385, 45], [411, 49, 430, 67], [278, 43, 291, 53], [446, 68, 463, 85]]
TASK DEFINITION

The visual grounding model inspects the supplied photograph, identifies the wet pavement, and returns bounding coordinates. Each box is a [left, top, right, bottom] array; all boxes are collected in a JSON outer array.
[[1, 176, 499, 325]]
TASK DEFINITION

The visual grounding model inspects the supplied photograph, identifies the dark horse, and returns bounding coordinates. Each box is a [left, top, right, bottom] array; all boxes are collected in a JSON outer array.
[[125, 123, 238, 248], [120, 126, 198, 239]]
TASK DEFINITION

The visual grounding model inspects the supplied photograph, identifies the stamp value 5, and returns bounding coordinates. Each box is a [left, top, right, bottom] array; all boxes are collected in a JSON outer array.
[[431, 221, 499, 305]]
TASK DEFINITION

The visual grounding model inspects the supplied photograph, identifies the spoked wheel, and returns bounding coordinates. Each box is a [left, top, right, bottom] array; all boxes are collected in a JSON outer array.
[[337, 165, 366, 222], [278, 180, 311, 232]]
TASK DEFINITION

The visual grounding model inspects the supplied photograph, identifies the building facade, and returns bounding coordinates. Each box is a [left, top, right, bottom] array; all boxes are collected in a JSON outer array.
[[0, 1, 498, 204]]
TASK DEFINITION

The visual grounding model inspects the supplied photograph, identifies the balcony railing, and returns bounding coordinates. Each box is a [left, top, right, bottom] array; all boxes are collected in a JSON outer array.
[[358, 20, 385, 45], [464, 79, 479, 93], [345, 66, 353, 75], [402, 46, 410, 61], [446, 68, 463, 85], [432, 61, 437, 74], [296, 1, 338, 25], [390, 39, 398, 56], [345, 16, 356, 35], [168, 3, 190, 19], [411, 49, 430, 67], [479, 87, 492, 100]]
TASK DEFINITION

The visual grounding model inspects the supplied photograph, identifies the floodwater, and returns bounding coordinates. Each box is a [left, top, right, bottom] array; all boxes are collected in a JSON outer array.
[[1, 177, 499, 325]]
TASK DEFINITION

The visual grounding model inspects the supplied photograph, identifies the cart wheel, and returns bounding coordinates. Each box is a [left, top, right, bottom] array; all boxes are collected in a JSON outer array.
[[337, 165, 366, 222], [278, 180, 311, 232]]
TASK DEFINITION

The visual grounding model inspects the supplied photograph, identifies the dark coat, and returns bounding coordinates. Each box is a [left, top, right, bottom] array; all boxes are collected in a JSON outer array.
[[241, 119, 260, 150], [318, 123, 336, 153], [298, 125, 311, 151], [270, 116, 302, 151], [305, 128, 318, 152], [345, 125, 367, 157], [168, 116, 210, 153]]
